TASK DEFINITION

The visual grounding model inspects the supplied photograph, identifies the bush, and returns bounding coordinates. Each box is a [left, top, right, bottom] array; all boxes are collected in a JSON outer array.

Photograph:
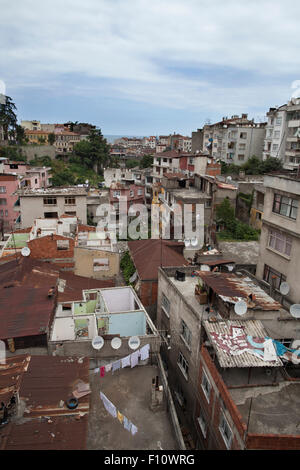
[[120, 251, 136, 284]]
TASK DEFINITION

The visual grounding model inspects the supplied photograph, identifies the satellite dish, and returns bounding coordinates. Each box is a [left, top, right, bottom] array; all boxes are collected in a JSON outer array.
[[234, 300, 248, 316], [227, 176, 232, 181], [280, 282, 290, 296], [191, 237, 198, 247], [290, 304, 300, 319], [227, 264, 234, 272], [111, 337, 122, 350], [92, 336, 104, 350], [21, 247, 31, 257], [128, 336, 140, 350], [184, 239, 191, 247]]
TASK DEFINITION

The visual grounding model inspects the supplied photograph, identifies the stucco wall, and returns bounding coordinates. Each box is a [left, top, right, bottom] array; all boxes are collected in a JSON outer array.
[[74, 247, 119, 279]]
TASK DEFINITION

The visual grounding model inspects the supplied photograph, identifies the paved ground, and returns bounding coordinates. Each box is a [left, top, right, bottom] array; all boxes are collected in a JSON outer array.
[[87, 364, 178, 450]]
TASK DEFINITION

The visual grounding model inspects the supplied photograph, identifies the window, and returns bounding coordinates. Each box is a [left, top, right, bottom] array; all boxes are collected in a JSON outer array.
[[4, 210, 8, 217], [219, 412, 233, 449], [268, 229, 292, 256], [93, 258, 109, 271], [272, 194, 298, 220], [240, 132, 247, 139], [239, 143, 246, 150], [65, 211, 76, 216], [177, 352, 189, 379], [161, 293, 170, 317], [201, 369, 211, 402], [180, 319, 192, 347], [56, 239, 70, 250], [276, 117, 282, 126], [205, 200, 212, 208], [263, 264, 286, 290], [130, 190, 134, 197], [138, 189, 143, 196], [43, 197, 57, 205], [274, 130, 280, 139], [65, 197, 76, 205], [113, 190, 121, 197], [197, 408, 207, 438], [0, 210, 3, 216], [238, 154, 245, 161], [272, 144, 278, 151], [44, 212, 58, 219], [189, 158, 195, 164], [0, 186, 6, 193], [35, 179, 38, 184]]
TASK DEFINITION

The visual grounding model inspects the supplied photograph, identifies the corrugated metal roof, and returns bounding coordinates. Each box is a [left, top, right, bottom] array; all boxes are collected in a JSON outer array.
[[0, 355, 90, 450], [0, 286, 55, 340], [197, 272, 282, 310], [203, 319, 283, 368]]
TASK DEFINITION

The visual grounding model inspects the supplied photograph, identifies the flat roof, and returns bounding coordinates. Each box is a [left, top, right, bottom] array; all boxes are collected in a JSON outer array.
[[87, 364, 178, 450], [16, 187, 88, 196]]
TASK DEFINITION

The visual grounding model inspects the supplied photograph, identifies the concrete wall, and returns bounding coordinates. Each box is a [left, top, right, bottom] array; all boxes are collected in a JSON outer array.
[[157, 268, 203, 440], [19, 194, 87, 228], [20, 145, 57, 161], [74, 247, 119, 279]]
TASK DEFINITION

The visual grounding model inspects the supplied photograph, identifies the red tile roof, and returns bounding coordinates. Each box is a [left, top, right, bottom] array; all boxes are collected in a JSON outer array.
[[128, 239, 188, 280]]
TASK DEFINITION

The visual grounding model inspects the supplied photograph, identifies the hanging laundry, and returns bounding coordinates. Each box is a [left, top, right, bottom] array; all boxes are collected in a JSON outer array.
[[130, 350, 140, 368], [117, 410, 124, 424], [123, 416, 131, 432], [100, 366, 106, 377], [94, 367, 100, 374], [112, 359, 121, 374], [130, 423, 138, 435], [105, 363, 112, 373], [100, 392, 117, 418], [140, 344, 150, 361], [121, 355, 131, 368]]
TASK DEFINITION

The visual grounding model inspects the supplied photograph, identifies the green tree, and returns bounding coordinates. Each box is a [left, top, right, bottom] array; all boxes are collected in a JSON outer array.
[[0, 96, 17, 141], [139, 154, 153, 169], [48, 133, 56, 145], [126, 159, 139, 169]]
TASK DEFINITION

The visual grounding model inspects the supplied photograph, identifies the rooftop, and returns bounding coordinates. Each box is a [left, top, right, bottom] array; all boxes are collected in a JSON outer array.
[[87, 364, 178, 450], [16, 186, 88, 196], [197, 271, 282, 311], [0, 354, 90, 450], [128, 239, 187, 281]]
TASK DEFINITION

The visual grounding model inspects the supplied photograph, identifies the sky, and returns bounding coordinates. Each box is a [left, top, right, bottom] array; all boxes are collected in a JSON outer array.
[[1, 0, 300, 136]]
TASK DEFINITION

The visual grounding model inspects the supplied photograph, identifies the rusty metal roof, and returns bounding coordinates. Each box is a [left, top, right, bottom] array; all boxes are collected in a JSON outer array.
[[0, 286, 56, 340], [57, 271, 115, 302], [197, 271, 282, 311], [0, 355, 90, 450], [203, 319, 283, 368]]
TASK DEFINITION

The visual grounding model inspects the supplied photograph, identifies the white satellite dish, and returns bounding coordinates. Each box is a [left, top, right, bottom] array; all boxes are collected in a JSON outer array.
[[184, 239, 191, 247], [21, 247, 31, 257], [280, 282, 290, 296], [128, 336, 140, 350], [191, 237, 198, 247], [227, 176, 232, 181], [290, 304, 300, 319], [111, 337, 122, 350], [234, 300, 248, 316], [92, 336, 104, 350]]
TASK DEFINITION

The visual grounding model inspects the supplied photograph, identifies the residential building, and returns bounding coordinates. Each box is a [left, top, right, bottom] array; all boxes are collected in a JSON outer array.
[[202, 114, 266, 165], [15, 187, 88, 228], [127, 239, 187, 320], [0, 174, 20, 232], [249, 184, 265, 230], [20, 166, 52, 189], [157, 265, 300, 447], [262, 105, 286, 162], [256, 173, 300, 304], [192, 129, 204, 154], [109, 181, 145, 217], [48, 285, 160, 357], [54, 129, 81, 153], [25, 129, 51, 144], [21, 120, 41, 131]]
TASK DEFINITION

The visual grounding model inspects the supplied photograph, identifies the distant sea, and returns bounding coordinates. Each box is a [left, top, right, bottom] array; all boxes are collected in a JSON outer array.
[[104, 135, 146, 144]]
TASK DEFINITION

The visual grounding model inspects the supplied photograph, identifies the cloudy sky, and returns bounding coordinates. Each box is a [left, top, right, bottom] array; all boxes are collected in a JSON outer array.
[[1, 0, 300, 135]]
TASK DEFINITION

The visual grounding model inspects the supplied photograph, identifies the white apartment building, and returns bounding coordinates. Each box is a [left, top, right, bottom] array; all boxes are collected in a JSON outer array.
[[202, 114, 266, 165], [262, 106, 286, 162]]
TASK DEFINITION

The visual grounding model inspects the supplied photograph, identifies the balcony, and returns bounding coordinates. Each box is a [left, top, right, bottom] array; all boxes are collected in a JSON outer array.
[[288, 120, 300, 128]]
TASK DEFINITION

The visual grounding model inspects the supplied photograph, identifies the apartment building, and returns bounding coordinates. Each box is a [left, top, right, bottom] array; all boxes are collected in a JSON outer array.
[[15, 187, 88, 228], [256, 173, 300, 304], [202, 114, 266, 165], [262, 105, 286, 162], [0, 173, 20, 231], [54, 129, 81, 153], [25, 129, 51, 144]]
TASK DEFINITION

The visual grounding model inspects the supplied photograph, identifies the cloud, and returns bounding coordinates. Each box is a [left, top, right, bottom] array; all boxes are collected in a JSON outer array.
[[0, 0, 299, 129]]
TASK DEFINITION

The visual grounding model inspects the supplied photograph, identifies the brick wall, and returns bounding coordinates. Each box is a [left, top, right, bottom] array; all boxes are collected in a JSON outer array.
[[246, 434, 300, 450], [28, 234, 75, 269]]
